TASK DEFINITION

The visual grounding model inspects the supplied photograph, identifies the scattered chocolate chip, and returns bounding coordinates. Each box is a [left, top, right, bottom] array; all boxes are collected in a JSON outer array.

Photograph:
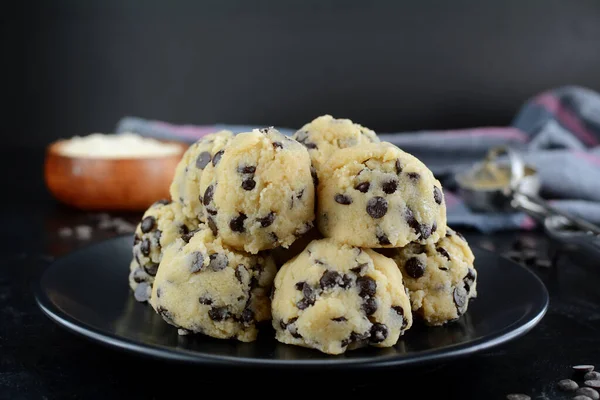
[[133, 234, 141, 245], [369, 323, 388, 343], [199, 296, 213, 305], [143, 262, 159, 277], [242, 178, 256, 191], [156, 287, 162, 298], [366, 197, 388, 218], [320, 270, 343, 289], [377, 232, 391, 245], [140, 216, 156, 233], [304, 142, 317, 149], [395, 159, 403, 174], [240, 308, 254, 324], [332, 316, 347, 322], [351, 263, 368, 275], [355, 182, 370, 193], [134, 282, 151, 302], [203, 185, 215, 205], [209, 253, 228, 271], [335, 194, 353, 205], [196, 151, 212, 169], [208, 306, 229, 321], [270, 232, 279, 243], [207, 217, 218, 236], [453, 286, 468, 310], [272, 141, 283, 149], [558, 379, 579, 392], [405, 257, 425, 278], [433, 186, 443, 205], [157, 306, 175, 325], [295, 222, 312, 236], [229, 213, 247, 232], [154, 199, 171, 206], [237, 165, 256, 174], [407, 172, 420, 181], [576, 387, 599, 400], [296, 282, 315, 310], [392, 305, 404, 316], [362, 297, 378, 315], [234, 265, 245, 284], [154, 230, 162, 243], [259, 127, 271, 134], [179, 224, 189, 235], [132, 268, 147, 283], [256, 212, 275, 228], [431, 222, 437, 234], [356, 276, 377, 297], [189, 251, 205, 273], [314, 259, 325, 265], [181, 229, 199, 243], [296, 188, 305, 199], [505, 395, 531, 400], [439, 267, 449, 271], [206, 206, 217, 215], [212, 150, 224, 166], [382, 178, 398, 194], [586, 372, 600, 381], [437, 247, 451, 260], [140, 238, 151, 256]]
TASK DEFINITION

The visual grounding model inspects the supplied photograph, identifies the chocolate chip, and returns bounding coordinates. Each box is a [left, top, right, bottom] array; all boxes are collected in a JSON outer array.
[[310, 165, 319, 186], [453, 286, 468, 310], [154, 230, 162, 243], [157, 306, 175, 325], [405, 207, 429, 239], [134, 282, 151, 302], [377, 231, 391, 245], [196, 151, 211, 169], [206, 206, 217, 215], [369, 323, 388, 343], [295, 222, 312, 236], [209, 253, 228, 271], [212, 150, 224, 166], [355, 182, 370, 193], [235, 264, 246, 283], [407, 172, 420, 181], [272, 141, 283, 149], [351, 263, 368, 275], [362, 297, 378, 315], [431, 222, 437, 234], [585, 381, 600, 389], [207, 216, 218, 236], [189, 251, 205, 273], [576, 388, 599, 400], [558, 379, 579, 392], [269, 232, 279, 243], [341, 331, 370, 347], [332, 316, 347, 322], [229, 213, 247, 232], [356, 276, 377, 297], [140, 216, 156, 233], [237, 165, 256, 174], [433, 186, 443, 205], [181, 229, 199, 243], [437, 247, 450, 260], [304, 142, 317, 149], [240, 308, 254, 324], [296, 282, 315, 310], [242, 178, 256, 191], [154, 199, 171, 206], [156, 287, 162, 298], [208, 306, 229, 321], [133, 234, 141, 245], [140, 238, 151, 256], [405, 257, 425, 278], [296, 189, 304, 199], [320, 270, 343, 289], [143, 262, 158, 277], [203, 185, 215, 205], [132, 268, 147, 283], [289, 327, 302, 339], [366, 197, 388, 218], [395, 159, 403, 174], [334, 194, 352, 205], [341, 274, 353, 289], [280, 316, 298, 330], [392, 305, 404, 317], [382, 179, 398, 194], [199, 296, 213, 305], [179, 224, 189, 235], [464, 268, 477, 291], [259, 127, 271, 134]]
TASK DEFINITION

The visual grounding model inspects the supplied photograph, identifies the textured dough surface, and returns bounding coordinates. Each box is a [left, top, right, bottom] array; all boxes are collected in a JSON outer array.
[[170, 130, 234, 221], [292, 114, 379, 176], [130, 200, 200, 302], [271, 238, 412, 355], [384, 227, 477, 326], [318, 142, 447, 248], [150, 228, 276, 342], [200, 127, 315, 254]]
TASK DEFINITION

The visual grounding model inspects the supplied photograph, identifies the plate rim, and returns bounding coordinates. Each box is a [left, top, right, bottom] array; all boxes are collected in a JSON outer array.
[[33, 235, 549, 369]]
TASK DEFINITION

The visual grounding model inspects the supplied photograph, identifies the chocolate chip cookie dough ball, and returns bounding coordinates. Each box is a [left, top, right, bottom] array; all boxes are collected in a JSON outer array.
[[170, 130, 234, 221], [317, 142, 447, 248], [271, 238, 412, 355], [130, 200, 200, 302], [200, 127, 315, 254], [149, 227, 276, 342], [292, 115, 379, 176], [386, 227, 477, 326]]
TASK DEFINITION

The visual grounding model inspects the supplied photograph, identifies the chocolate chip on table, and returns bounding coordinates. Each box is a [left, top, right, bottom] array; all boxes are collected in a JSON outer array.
[[369, 323, 388, 343], [366, 196, 388, 218], [140, 238, 151, 256], [237, 165, 256, 174], [208, 306, 229, 321], [586, 381, 600, 389], [405, 257, 425, 279], [134, 282, 151, 302], [144, 262, 159, 277], [586, 372, 600, 381], [272, 141, 283, 149], [320, 270, 343, 289], [356, 276, 377, 297], [212, 149, 224, 166], [229, 213, 247, 232], [433, 186, 443, 205], [196, 151, 212, 169], [334, 194, 353, 205], [203, 185, 215, 205], [209, 253, 229, 271], [199, 296, 213, 305], [453, 286, 468, 310], [355, 182, 370, 193], [331, 316, 347, 322], [140, 216, 156, 233], [505, 395, 531, 400], [382, 178, 398, 194], [558, 379, 579, 391], [207, 217, 218, 236], [576, 387, 600, 400], [189, 251, 205, 273], [436, 247, 451, 260], [395, 159, 403, 174]]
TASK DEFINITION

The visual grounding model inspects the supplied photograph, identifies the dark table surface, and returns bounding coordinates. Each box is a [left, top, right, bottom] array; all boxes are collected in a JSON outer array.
[[2, 147, 599, 400]]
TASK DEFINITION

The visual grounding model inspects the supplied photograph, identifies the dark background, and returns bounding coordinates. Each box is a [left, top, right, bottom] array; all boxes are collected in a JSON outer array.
[[5, 0, 600, 147]]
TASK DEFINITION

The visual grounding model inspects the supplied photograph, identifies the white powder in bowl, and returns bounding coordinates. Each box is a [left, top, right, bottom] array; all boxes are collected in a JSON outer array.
[[58, 132, 183, 159]]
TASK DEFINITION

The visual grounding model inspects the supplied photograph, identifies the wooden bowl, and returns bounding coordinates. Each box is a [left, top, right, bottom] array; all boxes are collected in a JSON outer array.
[[44, 139, 188, 211]]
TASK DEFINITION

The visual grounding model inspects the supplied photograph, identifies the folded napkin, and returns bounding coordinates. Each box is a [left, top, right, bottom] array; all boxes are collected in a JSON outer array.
[[115, 85, 600, 233]]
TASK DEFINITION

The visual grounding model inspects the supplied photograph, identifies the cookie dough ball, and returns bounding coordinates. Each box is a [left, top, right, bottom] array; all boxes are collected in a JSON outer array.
[[386, 227, 477, 326], [318, 142, 447, 248], [292, 115, 379, 175], [150, 228, 276, 342], [170, 130, 234, 221], [131, 200, 200, 301], [200, 127, 315, 254], [271, 238, 412, 355]]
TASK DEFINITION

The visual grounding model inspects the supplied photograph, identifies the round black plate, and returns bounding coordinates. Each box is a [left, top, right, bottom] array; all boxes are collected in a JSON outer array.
[[34, 235, 548, 368]]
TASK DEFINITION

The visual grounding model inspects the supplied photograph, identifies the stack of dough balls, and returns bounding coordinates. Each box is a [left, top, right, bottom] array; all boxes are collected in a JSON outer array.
[[128, 115, 478, 354]]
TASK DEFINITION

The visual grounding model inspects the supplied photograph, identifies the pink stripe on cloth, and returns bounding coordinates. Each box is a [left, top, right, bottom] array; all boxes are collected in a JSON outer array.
[[153, 121, 217, 139], [574, 151, 600, 167], [535, 93, 599, 146], [443, 190, 462, 208], [439, 127, 528, 142]]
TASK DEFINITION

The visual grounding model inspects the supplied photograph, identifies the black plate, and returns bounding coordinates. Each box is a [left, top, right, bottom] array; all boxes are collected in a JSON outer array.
[[34, 235, 548, 369]]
